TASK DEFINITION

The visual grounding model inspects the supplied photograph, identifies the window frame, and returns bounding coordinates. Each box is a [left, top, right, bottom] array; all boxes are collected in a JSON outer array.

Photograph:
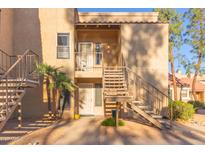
[[57, 33, 70, 59], [181, 88, 189, 99], [94, 43, 102, 66]]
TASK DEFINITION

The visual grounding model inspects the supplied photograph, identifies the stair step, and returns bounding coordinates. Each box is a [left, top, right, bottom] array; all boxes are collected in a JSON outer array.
[[104, 73, 123, 74], [137, 105, 150, 110], [0, 109, 7, 113], [0, 116, 6, 121], [0, 78, 27, 82], [104, 92, 128, 94], [104, 88, 127, 91], [0, 90, 24, 93], [104, 70, 123, 72], [104, 76, 124, 79], [104, 83, 126, 86], [104, 94, 129, 97], [104, 74, 124, 76], [0, 101, 17, 106], [104, 72, 124, 75], [128, 102, 163, 129], [104, 85, 126, 87], [0, 78, 38, 84], [132, 100, 141, 103], [104, 86, 127, 89], [144, 110, 155, 114], [104, 77, 124, 79], [151, 114, 163, 119], [0, 95, 21, 99]]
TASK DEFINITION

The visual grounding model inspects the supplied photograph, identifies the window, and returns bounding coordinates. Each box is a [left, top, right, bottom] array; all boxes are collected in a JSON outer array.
[[57, 33, 70, 59], [181, 89, 188, 98], [95, 43, 102, 65], [95, 84, 102, 106]]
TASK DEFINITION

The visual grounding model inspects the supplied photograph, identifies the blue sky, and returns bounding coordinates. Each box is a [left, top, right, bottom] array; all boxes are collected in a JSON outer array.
[[78, 8, 196, 74]]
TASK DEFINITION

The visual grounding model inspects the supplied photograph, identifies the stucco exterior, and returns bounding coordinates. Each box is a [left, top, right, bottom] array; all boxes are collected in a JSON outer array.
[[121, 24, 169, 91], [11, 8, 76, 118], [0, 8, 169, 118], [0, 9, 14, 54]]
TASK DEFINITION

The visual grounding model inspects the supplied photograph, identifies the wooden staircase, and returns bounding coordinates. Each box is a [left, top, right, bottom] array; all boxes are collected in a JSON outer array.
[[103, 67, 130, 116], [0, 49, 39, 131], [103, 66, 170, 129]]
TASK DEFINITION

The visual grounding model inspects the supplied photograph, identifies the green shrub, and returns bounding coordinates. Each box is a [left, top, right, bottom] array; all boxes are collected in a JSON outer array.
[[169, 100, 195, 120], [188, 100, 205, 109], [101, 118, 125, 126]]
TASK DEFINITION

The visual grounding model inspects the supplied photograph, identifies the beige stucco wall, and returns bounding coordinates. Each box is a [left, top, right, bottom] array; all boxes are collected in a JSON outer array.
[[121, 24, 169, 92], [0, 9, 13, 54], [12, 8, 76, 118]]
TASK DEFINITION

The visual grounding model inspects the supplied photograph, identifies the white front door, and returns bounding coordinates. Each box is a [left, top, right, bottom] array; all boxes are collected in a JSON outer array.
[[79, 83, 94, 115], [78, 42, 94, 71]]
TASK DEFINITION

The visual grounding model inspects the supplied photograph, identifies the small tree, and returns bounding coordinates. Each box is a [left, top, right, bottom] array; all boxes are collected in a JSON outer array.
[[154, 9, 183, 100], [183, 9, 205, 100], [36, 63, 58, 115], [50, 70, 76, 117], [36, 63, 76, 117]]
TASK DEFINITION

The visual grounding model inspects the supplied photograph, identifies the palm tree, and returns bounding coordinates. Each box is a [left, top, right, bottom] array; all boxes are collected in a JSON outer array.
[[36, 63, 58, 116], [50, 71, 76, 117], [36, 63, 76, 118]]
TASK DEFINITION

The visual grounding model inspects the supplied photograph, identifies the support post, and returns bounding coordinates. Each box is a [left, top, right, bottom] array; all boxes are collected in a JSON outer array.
[[115, 101, 119, 127], [18, 101, 22, 128]]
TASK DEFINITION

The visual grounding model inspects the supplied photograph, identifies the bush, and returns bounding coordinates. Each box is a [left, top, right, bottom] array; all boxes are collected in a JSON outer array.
[[101, 118, 125, 126], [188, 100, 205, 109], [169, 100, 195, 121]]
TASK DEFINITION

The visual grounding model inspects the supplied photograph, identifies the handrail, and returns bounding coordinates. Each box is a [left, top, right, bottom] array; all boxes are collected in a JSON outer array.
[[0, 49, 17, 57], [120, 54, 172, 100], [0, 49, 39, 80], [75, 51, 103, 71], [0, 49, 17, 73], [120, 54, 173, 123], [125, 67, 171, 99]]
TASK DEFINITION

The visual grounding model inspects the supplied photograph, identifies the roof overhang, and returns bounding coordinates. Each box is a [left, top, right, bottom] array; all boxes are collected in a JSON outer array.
[[75, 12, 167, 25]]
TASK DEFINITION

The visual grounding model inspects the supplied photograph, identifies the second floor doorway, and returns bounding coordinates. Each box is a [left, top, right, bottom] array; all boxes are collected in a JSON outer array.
[[77, 42, 102, 71]]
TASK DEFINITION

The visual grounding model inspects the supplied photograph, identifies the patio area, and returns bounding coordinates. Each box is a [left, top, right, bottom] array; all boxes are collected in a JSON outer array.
[[9, 114, 205, 145]]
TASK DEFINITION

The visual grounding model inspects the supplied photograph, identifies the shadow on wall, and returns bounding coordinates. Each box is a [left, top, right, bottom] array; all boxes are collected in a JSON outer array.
[[13, 8, 45, 118], [121, 23, 168, 92]]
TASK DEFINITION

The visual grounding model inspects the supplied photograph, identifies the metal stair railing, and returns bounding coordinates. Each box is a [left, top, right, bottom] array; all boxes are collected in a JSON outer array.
[[0, 49, 17, 75], [0, 49, 40, 130], [120, 54, 174, 125]]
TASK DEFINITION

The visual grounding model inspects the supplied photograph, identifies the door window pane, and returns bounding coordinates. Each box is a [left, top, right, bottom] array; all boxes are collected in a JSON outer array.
[[95, 84, 102, 106], [77, 43, 93, 71]]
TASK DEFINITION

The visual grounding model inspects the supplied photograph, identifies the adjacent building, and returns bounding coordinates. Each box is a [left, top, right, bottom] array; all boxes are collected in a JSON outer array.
[[169, 73, 205, 103]]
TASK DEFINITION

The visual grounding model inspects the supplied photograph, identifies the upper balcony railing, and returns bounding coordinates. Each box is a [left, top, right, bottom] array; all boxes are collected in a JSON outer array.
[[0, 49, 17, 75], [75, 51, 103, 72]]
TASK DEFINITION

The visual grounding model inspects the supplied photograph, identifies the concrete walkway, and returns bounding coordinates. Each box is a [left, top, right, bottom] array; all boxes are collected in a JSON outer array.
[[10, 116, 205, 145], [0, 115, 56, 145]]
